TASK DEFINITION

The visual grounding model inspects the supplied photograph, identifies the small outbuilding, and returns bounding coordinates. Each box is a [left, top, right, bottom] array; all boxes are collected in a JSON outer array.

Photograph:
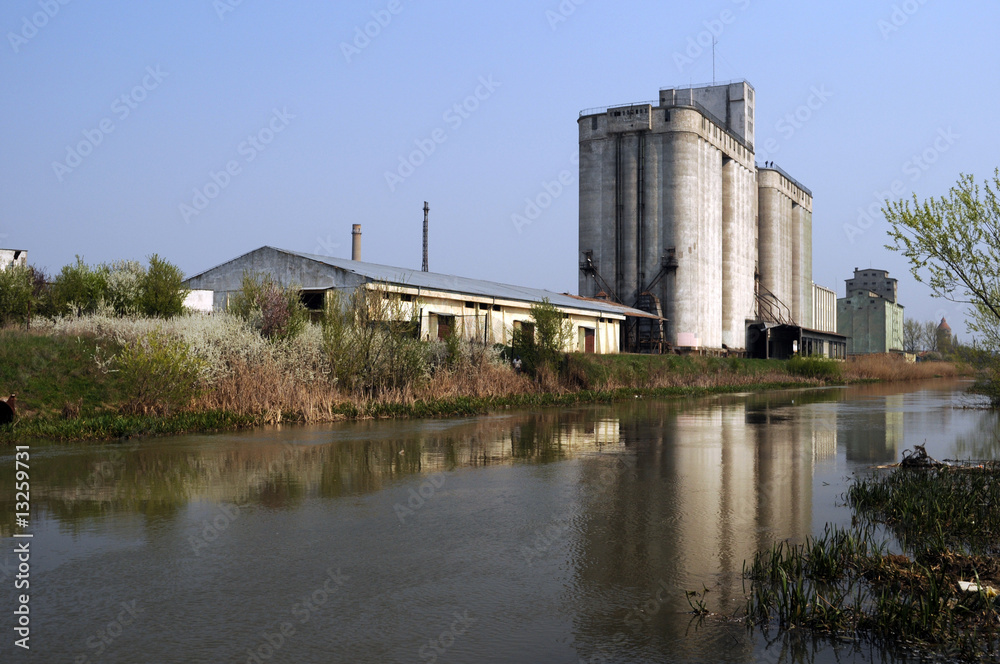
[[183, 246, 659, 354]]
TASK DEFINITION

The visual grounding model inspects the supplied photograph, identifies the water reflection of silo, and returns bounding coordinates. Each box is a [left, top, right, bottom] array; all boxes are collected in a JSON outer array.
[[838, 393, 904, 463], [567, 395, 821, 661]]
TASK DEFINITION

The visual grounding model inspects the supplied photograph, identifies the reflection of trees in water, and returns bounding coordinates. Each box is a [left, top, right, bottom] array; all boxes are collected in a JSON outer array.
[[509, 414, 566, 462], [951, 410, 1000, 460], [7, 410, 625, 533]]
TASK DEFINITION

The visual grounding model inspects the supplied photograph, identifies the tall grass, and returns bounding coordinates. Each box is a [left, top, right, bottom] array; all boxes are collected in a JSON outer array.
[[746, 464, 1000, 661], [843, 353, 960, 381]]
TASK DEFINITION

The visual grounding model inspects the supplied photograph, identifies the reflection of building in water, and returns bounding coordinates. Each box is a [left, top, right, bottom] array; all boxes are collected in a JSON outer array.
[[25, 413, 626, 535], [568, 393, 838, 661], [838, 393, 904, 463]]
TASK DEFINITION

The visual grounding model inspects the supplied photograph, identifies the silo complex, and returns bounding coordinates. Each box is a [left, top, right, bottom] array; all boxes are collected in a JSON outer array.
[[757, 169, 813, 328], [579, 81, 814, 351]]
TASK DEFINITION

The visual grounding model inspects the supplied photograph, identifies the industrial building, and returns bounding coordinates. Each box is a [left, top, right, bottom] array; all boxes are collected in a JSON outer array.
[[0, 249, 27, 271], [578, 80, 842, 356], [183, 245, 656, 354], [837, 268, 904, 354]]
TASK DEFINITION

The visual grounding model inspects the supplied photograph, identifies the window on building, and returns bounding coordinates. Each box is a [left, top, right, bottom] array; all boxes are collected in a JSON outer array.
[[300, 291, 325, 311], [513, 320, 535, 344]]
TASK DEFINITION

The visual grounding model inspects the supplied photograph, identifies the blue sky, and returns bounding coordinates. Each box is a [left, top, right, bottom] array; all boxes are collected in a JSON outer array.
[[2, 0, 996, 340]]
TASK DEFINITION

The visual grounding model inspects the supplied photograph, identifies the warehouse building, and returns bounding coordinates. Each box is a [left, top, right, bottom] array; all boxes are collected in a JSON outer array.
[[837, 268, 904, 354], [578, 80, 841, 356], [0, 249, 27, 271], [183, 245, 657, 354]]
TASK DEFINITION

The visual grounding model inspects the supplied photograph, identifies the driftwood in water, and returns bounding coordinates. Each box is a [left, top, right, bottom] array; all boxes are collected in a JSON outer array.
[[899, 444, 946, 469]]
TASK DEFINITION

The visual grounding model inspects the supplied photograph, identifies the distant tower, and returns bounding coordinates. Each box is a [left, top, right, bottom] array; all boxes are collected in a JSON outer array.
[[351, 224, 362, 261], [422, 201, 429, 272], [937, 317, 952, 350]]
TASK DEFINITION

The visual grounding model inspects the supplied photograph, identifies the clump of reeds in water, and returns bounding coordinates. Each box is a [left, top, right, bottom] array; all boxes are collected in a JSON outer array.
[[744, 457, 1000, 662]]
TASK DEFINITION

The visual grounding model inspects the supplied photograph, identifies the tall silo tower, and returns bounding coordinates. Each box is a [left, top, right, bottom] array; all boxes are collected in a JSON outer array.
[[578, 81, 758, 350]]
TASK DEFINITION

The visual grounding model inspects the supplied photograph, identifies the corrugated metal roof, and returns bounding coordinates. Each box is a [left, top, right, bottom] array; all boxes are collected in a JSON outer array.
[[266, 247, 652, 318]]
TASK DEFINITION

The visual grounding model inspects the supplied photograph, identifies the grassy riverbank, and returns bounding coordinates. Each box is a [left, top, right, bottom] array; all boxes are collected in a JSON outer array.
[[0, 318, 964, 443], [745, 460, 1000, 661]]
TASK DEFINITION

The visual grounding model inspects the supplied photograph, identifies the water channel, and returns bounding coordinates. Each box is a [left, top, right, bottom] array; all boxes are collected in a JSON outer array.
[[2, 379, 998, 663]]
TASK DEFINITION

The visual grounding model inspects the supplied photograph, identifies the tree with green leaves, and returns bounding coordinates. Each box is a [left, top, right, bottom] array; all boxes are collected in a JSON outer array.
[[228, 270, 307, 341], [512, 298, 573, 375], [0, 264, 34, 327], [140, 254, 188, 318], [51, 256, 108, 316], [885, 170, 1000, 351]]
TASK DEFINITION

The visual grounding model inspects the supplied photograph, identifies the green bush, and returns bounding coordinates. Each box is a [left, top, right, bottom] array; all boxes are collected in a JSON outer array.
[[322, 286, 426, 394], [787, 355, 842, 380], [512, 298, 573, 375], [228, 270, 307, 341], [0, 264, 34, 327], [114, 330, 206, 415], [140, 254, 188, 318], [52, 256, 108, 316]]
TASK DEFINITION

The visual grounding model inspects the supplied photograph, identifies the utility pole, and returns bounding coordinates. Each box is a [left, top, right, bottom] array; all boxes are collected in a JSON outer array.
[[422, 201, 429, 272]]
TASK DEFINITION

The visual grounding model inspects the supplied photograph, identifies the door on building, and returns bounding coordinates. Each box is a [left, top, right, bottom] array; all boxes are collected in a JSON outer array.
[[436, 315, 454, 340], [579, 327, 595, 353]]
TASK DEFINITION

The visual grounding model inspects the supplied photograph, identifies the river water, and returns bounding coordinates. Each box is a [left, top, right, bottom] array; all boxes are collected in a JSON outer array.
[[1, 379, 997, 663]]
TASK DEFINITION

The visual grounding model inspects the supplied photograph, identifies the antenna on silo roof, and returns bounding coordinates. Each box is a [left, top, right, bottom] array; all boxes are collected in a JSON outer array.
[[713, 38, 717, 84]]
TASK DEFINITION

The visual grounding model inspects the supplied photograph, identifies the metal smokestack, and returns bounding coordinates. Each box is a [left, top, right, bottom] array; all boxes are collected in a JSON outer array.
[[352, 224, 361, 261], [422, 201, 429, 272]]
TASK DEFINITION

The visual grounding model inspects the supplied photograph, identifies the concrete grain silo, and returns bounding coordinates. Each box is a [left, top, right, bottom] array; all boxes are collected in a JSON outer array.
[[757, 167, 813, 327], [579, 80, 813, 352]]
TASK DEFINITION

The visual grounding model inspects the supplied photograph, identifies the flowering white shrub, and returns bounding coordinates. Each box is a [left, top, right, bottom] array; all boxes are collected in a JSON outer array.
[[37, 311, 328, 386]]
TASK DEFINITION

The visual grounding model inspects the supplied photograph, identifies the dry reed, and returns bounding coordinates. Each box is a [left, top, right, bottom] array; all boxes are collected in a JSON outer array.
[[842, 354, 959, 381]]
